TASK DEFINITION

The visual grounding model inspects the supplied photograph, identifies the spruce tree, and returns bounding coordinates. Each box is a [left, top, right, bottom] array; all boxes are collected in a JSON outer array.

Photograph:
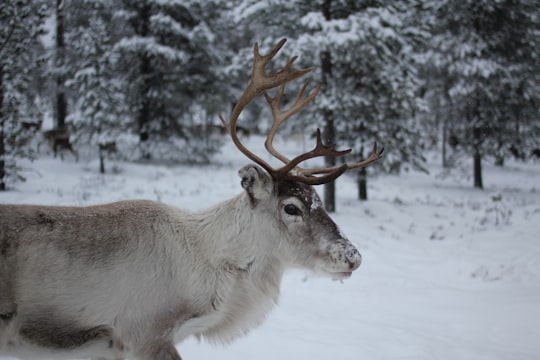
[[424, 0, 540, 188], [0, 0, 48, 190], [112, 0, 225, 162], [233, 0, 427, 207]]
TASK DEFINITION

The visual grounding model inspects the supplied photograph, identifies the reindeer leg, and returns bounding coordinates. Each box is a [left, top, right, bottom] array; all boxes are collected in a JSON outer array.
[[135, 340, 182, 360], [0, 286, 16, 323], [0, 250, 16, 322]]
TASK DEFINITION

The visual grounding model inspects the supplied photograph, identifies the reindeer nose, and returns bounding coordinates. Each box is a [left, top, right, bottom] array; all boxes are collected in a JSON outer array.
[[346, 250, 362, 271]]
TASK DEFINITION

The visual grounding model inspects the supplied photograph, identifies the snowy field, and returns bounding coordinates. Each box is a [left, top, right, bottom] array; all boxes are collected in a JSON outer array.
[[1, 135, 539, 360]]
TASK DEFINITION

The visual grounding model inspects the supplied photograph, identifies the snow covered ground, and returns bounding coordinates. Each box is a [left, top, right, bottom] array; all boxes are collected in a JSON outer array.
[[1, 136, 539, 360]]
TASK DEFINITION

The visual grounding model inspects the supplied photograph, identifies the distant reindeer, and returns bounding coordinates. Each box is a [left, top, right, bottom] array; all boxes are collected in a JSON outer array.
[[0, 39, 383, 360], [42, 126, 79, 161], [11, 119, 43, 149], [20, 119, 43, 132], [99, 141, 118, 174]]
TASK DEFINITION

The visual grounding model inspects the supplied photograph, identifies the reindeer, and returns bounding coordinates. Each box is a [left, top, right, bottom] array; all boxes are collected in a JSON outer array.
[[0, 39, 383, 360], [41, 126, 79, 161]]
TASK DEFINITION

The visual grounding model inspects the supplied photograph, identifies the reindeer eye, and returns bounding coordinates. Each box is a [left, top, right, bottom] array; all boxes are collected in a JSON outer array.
[[284, 204, 301, 216]]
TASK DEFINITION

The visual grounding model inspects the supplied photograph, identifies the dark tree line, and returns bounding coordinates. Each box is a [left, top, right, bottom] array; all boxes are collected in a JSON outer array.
[[0, 0, 48, 190], [1, 0, 539, 212]]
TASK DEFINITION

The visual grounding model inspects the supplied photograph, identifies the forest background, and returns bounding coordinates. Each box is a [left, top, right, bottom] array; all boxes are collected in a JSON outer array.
[[1, 0, 539, 211]]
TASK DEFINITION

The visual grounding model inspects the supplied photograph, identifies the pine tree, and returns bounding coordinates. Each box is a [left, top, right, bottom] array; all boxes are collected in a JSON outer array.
[[0, 0, 49, 190], [424, 0, 540, 188], [112, 0, 226, 162], [54, 0, 68, 130], [233, 0, 427, 207], [305, 0, 427, 202], [66, 1, 130, 173]]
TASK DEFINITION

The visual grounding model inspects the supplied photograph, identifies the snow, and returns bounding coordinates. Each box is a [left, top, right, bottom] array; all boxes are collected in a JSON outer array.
[[114, 36, 188, 63], [1, 135, 539, 360]]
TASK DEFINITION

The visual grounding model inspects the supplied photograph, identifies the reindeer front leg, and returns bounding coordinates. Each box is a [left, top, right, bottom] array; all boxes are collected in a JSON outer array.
[[0, 247, 16, 321], [134, 340, 182, 360]]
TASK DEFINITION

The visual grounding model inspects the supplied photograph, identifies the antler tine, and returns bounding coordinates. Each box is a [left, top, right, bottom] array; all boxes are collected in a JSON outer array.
[[263, 80, 322, 165], [221, 38, 384, 186], [275, 129, 352, 177], [273, 136, 384, 185], [347, 142, 385, 170], [219, 38, 314, 175], [251, 39, 312, 95], [284, 165, 349, 185], [303, 141, 385, 176], [272, 142, 384, 186]]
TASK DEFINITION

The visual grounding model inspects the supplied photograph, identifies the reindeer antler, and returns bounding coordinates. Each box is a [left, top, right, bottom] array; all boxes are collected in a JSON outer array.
[[219, 38, 384, 185]]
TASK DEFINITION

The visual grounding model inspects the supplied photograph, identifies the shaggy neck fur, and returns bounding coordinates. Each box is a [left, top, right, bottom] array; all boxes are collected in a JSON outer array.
[[178, 193, 289, 344], [191, 193, 288, 272]]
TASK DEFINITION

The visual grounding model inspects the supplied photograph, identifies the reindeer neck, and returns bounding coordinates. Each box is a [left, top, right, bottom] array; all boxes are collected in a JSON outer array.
[[190, 193, 287, 277]]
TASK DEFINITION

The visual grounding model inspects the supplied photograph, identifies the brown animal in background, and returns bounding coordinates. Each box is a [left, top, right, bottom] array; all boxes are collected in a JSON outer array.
[[42, 127, 78, 161]]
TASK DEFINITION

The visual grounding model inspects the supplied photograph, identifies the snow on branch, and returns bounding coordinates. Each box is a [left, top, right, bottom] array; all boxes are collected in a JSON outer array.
[[114, 36, 188, 63]]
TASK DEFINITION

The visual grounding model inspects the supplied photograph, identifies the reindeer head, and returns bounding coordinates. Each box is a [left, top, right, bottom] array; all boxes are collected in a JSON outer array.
[[220, 39, 383, 279]]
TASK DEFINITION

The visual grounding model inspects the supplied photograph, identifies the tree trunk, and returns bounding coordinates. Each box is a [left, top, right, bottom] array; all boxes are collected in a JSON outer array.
[[137, 6, 152, 151], [138, 56, 151, 144], [473, 126, 483, 189], [99, 154, 105, 174], [55, 0, 67, 129], [321, 0, 336, 212], [494, 136, 505, 167], [320, 52, 335, 212], [323, 114, 336, 212], [442, 117, 448, 168], [0, 65, 5, 191], [357, 167, 367, 201], [473, 152, 483, 189]]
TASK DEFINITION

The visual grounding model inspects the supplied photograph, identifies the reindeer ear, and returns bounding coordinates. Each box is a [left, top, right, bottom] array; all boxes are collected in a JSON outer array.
[[238, 164, 273, 205]]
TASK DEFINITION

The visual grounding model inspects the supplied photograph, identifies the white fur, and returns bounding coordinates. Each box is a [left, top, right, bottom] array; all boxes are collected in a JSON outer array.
[[0, 165, 361, 360]]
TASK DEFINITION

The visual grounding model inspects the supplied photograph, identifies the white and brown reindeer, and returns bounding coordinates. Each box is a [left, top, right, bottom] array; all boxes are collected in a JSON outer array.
[[0, 39, 383, 360]]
